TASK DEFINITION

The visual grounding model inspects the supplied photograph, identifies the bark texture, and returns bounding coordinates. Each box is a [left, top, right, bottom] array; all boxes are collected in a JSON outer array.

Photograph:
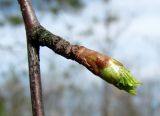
[[18, 0, 44, 116], [28, 25, 111, 77]]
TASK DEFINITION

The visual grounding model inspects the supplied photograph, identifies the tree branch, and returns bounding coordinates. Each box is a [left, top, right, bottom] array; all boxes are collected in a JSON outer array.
[[18, 0, 39, 31], [18, 1, 142, 115], [18, 0, 44, 116], [29, 25, 142, 95]]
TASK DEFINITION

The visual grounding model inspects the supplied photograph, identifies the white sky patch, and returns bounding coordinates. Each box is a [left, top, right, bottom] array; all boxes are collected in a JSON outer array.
[[0, 0, 160, 84], [127, 15, 160, 37]]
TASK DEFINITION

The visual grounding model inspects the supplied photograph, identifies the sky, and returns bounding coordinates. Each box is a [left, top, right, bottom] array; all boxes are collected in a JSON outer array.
[[0, 0, 160, 84], [0, 1, 160, 115]]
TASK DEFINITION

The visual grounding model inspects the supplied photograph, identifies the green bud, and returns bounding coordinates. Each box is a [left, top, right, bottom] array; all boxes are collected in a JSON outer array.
[[74, 46, 142, 95], [100, 58, 143, 95]]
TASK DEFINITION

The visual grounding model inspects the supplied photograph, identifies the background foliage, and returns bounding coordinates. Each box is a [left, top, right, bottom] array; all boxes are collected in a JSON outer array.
[[0, 0, 160, 116]]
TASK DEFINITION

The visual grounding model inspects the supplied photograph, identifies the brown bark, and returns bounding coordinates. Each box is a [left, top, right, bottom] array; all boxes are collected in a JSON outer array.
[[18, 0, 44, 116], [18, 0, 39, 31], [28, 25, 111, 77]]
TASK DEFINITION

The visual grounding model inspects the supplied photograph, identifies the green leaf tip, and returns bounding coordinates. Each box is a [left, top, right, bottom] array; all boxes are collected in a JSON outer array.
[[100, 58, 143, 95]]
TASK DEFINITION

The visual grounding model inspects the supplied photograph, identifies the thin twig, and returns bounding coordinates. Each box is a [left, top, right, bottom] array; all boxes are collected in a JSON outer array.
[[18, 0, 39, 31], [18, 0, 44, 116]]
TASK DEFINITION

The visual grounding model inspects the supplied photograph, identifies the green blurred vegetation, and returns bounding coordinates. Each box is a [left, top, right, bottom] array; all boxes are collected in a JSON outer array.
[[50, 7, 60, 15], [106, 14, 119, 26], [0, 69, 31, 116], [0, 96, 6, 116], [0, 0, 84, 25], [7, 16, 23, 25], [0, 0, 12, 7], [49, 0, 84, 15], [57, 0, 83, 9], [0, 20, 5, 26]]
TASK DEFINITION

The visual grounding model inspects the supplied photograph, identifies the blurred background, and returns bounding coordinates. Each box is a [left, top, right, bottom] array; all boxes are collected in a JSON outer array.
[[0, 0, 160, 116]]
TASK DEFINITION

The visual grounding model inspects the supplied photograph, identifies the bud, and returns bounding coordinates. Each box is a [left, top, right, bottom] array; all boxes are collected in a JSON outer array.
[[75, 46, 143, 95], [100, 58, 143, 95]]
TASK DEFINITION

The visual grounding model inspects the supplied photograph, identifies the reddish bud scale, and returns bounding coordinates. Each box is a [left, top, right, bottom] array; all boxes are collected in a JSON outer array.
[[73, 46, 142, 95], [75, 46, 110, 75]]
